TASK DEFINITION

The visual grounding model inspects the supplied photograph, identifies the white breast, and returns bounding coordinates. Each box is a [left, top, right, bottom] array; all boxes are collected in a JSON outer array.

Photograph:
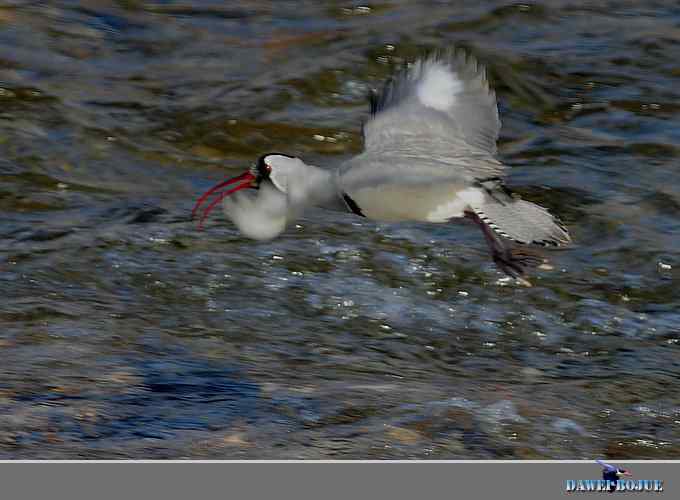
[[222, 182, 289, 240]]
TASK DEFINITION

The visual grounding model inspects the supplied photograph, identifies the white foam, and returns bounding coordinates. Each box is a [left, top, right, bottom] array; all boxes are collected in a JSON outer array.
[[416, 63, 463, 111]]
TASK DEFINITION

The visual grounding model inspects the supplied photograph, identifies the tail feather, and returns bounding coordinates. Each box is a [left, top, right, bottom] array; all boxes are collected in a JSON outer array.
[[470, 197, 571, 247]]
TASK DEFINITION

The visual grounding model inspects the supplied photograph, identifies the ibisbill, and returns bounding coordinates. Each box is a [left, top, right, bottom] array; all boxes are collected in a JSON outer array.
[[192, 49, 571, 279]]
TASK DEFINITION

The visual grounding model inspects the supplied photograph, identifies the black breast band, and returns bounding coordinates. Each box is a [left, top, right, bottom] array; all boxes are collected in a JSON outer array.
[[343, 193, 365, 217]]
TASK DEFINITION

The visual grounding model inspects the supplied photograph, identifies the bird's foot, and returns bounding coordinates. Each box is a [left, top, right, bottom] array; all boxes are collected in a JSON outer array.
[[492, 247, 542, 278], [466, 209, 542, 281]]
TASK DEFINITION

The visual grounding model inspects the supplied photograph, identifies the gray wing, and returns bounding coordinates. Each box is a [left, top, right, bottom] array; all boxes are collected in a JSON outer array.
[[363, 49, 501, 162], [337, 49, 503, 220]]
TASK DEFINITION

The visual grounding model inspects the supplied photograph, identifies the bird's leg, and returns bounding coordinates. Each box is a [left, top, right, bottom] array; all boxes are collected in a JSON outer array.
[[464, 210, 542, 278]]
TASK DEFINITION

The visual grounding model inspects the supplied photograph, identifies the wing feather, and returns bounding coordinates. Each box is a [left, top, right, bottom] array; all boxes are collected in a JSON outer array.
[[363, 49, 501, 159], [340, 49, 504, 207]]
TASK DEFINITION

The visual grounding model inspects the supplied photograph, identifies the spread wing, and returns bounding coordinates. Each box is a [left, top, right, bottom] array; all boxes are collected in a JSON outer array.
[[596, 460, 618, 473], [362, 49, 502, 167], [337, 49, 504, 219]]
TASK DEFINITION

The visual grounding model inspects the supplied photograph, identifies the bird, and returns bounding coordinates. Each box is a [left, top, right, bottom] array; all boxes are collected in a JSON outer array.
[[596, 459, 632, 492], [192, 49, 571, 279]]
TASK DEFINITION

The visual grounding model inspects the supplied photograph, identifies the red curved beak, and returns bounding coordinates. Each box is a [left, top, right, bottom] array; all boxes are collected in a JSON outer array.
[[192, 170, 257, 229]]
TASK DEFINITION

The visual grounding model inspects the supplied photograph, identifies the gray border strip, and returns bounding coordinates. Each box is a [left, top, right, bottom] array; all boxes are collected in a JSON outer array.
[[0, 461, 674, 500]]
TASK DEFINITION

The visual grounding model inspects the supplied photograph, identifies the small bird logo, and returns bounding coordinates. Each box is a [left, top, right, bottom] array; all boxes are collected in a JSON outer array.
[[596, 459, 632, 492]]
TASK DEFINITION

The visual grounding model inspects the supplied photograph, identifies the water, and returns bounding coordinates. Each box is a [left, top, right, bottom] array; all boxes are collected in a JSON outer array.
[[1, 0, 679, 459]]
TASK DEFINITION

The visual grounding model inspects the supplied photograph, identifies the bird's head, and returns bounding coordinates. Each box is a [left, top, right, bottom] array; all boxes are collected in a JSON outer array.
[[192, 153, 299, 228], [252, 153, 303, 194]]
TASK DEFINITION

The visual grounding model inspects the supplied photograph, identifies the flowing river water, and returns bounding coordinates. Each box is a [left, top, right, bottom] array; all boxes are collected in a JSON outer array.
[[1, 0, 679, 458]]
